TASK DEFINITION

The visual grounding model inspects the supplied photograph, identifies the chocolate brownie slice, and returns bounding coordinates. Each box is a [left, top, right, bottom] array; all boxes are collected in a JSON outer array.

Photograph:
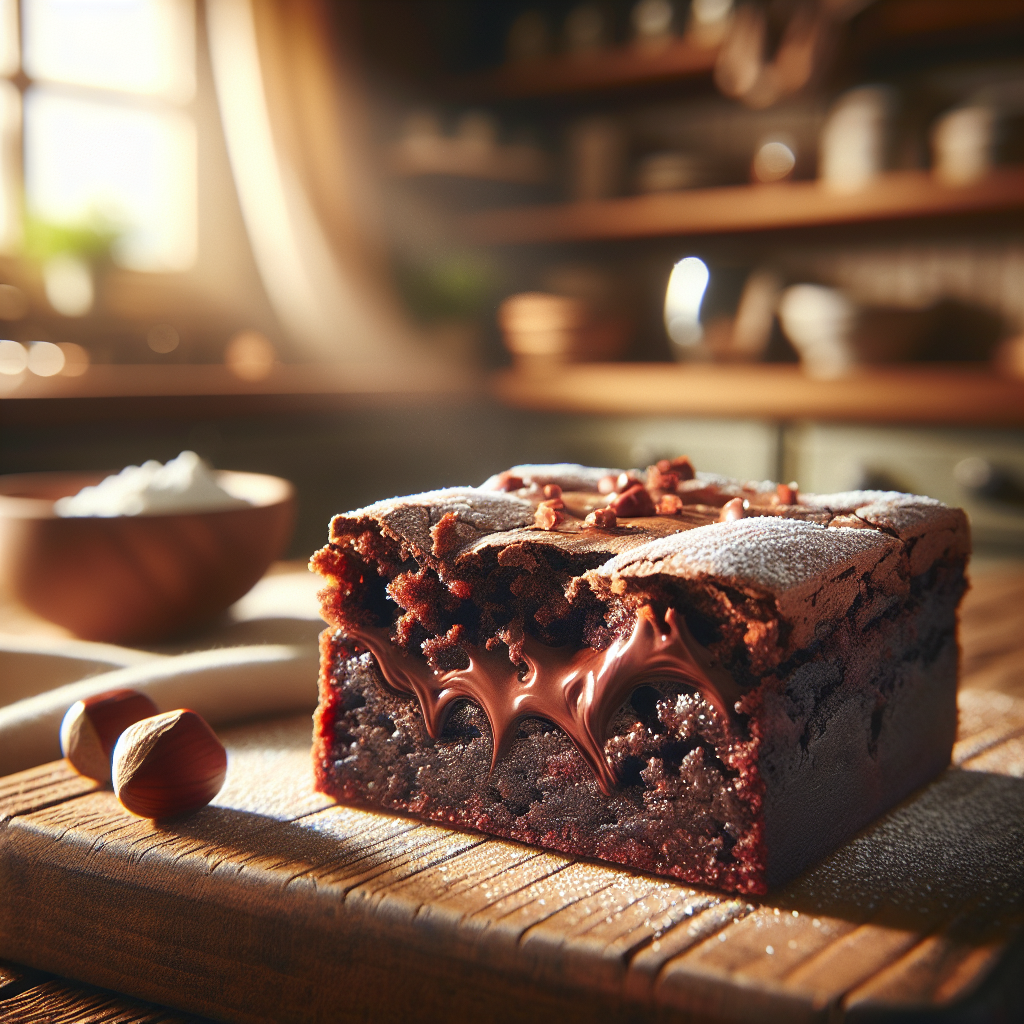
[[310, 463, 969, 894]]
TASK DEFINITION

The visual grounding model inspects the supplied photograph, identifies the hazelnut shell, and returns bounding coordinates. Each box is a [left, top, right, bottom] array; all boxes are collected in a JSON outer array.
[[112, 709, 227, 819], [59, 688, 159, 782]]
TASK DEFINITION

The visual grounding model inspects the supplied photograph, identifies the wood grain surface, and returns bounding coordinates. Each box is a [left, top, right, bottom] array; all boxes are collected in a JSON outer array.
[[0, 570, 1021, 1024], [0, 978, 214, 1023]]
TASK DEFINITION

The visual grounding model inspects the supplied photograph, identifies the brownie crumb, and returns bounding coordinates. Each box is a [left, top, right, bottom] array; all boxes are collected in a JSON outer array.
[[430, 512, 463, 558], [535, 501, 566, 530], [657, 494, 684, 515], [422, 624, 471, 672], [584, 508, 617, 528]]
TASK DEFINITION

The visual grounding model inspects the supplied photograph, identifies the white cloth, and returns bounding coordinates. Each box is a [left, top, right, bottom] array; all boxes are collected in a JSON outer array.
[[0, 643, 319, 776], [0, 562, 324, 775]]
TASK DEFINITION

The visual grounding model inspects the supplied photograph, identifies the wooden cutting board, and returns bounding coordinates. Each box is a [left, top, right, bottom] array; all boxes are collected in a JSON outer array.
[[0, 678, 1022, 1024]]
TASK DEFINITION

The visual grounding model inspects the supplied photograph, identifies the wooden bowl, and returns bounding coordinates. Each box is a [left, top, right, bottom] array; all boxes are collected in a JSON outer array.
[[0, 470, 296, 644], [498, 292, 632, 367]]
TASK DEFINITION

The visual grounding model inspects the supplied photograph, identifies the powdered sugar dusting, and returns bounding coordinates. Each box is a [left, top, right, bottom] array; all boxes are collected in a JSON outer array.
[[803, 490, 944, 512], [335, 476, 957, 592], [696, 471, 777, 493], [599, 516, 895, 595], [345, 487, 534, 534], [480, 464, 623, 492]]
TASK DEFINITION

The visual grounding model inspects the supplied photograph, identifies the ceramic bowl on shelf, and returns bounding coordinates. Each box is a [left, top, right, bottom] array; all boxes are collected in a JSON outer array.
[[0, 470, 296, 644], [497, 291, 632, 367]]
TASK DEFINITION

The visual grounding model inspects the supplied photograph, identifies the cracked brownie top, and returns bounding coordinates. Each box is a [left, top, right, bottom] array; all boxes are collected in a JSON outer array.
[[312, 460, 968, 676]]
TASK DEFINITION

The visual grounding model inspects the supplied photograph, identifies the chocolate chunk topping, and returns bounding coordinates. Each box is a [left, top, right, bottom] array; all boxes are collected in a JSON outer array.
[[610, 483, 657, 518]]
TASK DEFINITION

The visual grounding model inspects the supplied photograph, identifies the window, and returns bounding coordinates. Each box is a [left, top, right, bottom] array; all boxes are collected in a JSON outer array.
[[0, 0, 197, 272]]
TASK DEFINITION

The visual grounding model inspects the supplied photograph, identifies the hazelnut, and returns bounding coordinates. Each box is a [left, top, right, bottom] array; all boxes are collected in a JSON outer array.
[[494, 472, 525, 492], [112, 709, 227, 819], [542, 483, 562, 499], [60, 688, 159, 782], [646, 465, 679, 492]]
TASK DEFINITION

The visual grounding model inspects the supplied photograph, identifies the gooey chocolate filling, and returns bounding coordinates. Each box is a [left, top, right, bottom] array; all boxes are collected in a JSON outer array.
[[344, 605, 739, 794]]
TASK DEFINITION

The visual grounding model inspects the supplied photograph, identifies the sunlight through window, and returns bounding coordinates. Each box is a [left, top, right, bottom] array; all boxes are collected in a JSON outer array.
[[0, 0, 18, 76], [25, 89, 196, 270], [23, 0, 194, 100], [0, 81, 19, 249], [3, 0, 197, 271]]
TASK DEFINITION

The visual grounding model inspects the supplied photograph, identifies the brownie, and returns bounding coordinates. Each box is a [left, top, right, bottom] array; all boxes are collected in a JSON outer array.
[[310, 462, 969, 894]]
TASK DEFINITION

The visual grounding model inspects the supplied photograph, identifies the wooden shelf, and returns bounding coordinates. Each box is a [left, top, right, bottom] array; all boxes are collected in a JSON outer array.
[[451, 37, 718, 100], [0, 361, 477, 402], [8, 363, 1020, 428], [445, 1, 1023, 102], [861, 0, 1024, 44], [463, 167, 1024, 245], [491, 363, 1024, 426], [0, 362, 480, 424]]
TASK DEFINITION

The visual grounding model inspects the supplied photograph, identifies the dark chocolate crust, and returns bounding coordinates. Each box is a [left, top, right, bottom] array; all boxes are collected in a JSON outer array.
[[311, 465, 970, 894]]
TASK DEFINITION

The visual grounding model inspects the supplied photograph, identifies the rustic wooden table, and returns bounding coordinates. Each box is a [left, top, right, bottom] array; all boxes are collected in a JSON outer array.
[[0, 564, 1021, 1024]]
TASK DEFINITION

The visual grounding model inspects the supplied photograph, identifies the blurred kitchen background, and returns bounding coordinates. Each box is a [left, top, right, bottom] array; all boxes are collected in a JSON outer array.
[[0, 0, 1022, 557]]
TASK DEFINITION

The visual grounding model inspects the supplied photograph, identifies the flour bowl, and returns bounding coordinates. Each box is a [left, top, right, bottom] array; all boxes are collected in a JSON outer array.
[[0, 470, 296, 644]]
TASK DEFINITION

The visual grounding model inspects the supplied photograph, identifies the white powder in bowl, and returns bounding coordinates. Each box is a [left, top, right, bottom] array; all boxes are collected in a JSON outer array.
[[54, 451, 251, 517]]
